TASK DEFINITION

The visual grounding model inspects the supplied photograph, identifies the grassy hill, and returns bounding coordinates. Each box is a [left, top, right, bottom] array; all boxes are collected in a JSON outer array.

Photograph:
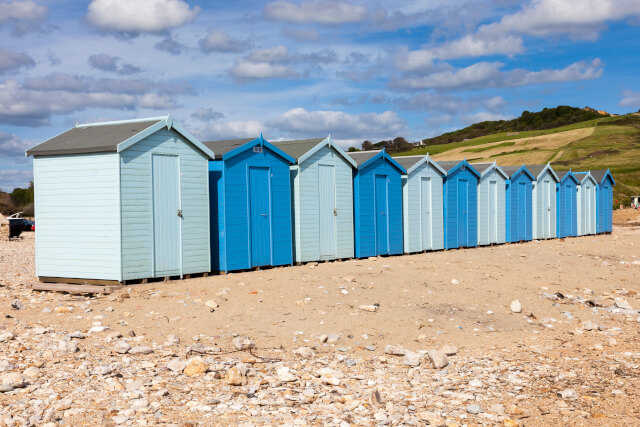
[[394, 113, 640, 206]]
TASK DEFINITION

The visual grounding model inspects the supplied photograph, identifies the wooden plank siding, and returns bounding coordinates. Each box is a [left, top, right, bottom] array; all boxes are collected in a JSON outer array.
[[532, 170, 558, 239], [119, 128, 210, 280], [353, 156, 403, 258], [294, 145, 354, 262], [33, 153, 122, 280], [402, 162, 444, 253], [477, 170, 506, 245], [212, 146, 293, 272]]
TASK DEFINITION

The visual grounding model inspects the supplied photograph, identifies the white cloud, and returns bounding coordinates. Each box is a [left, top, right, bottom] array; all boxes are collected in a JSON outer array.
[[0, 74, 190, 126], [155, 35, 186, 55], [398, 93, 507, 114], [192, 108, 224, 122], [138, 93, 177, 109], [0, 131, 31, 157], [266, 108, 406, 140], [479, 0, 640, 40], [199, 119, 263, 140], [0, 169, 33, 192], [282, 27, 319, 41], [229, 45, 337, 81], [229, 59, 299, 81], [461, 111, 513, 124], [395, 35, 524, 72], [86, 0, 199, 34], [619, 90, 640, 108], [264, 0, 367, 25], [0, 0, 46, 24], [0, 47, 35, 73], [199, 30, 251, 53], [392, 59, 603, 90], [88, 54, 141, 75]]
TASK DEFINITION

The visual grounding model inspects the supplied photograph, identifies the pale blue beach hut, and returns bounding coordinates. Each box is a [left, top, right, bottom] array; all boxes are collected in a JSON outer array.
[[471, 162, 508, 245], [527, 164, 559, 240], [574, 172, 598, 236], [26, 116, 214, 283], [272, 136, 357, 263], [395, 155, 446, 253]]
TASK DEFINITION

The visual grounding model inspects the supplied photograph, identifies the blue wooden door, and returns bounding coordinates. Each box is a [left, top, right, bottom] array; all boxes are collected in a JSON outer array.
[[517, 182, 526, 240], [249, 167, 271, 267], [319, 165, 336, 258], [458, 179, 468, 246], [604, 184, 612, 232], [420, 177, 432, 250], [375, 174, 389, 255], [152, 154, 181, 276]]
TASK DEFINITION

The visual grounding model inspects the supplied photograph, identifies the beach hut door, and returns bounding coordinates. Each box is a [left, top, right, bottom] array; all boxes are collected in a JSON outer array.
[[319, 165, 336, 257], [458, 179, 468, 246], [249, 167, 272, 267], [517, 182, 526, 240], [152, 154, 181, 276], [543, 180, 552, 238], [489, 181, 497, 243], [420, 177, 432, 250], [375, 174, 389, 255]]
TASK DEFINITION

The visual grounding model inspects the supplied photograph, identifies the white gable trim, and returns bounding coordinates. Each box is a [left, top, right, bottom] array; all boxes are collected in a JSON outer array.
[[298, 135, 358, 168]]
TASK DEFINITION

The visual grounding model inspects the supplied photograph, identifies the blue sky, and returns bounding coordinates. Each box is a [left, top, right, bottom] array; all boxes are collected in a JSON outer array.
[[1, 0, 640, 190]]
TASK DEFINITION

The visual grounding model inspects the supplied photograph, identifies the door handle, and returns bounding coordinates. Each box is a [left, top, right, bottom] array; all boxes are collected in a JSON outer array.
[[177, 210, 183, 218], [260, 213, 268, 216], [333, 208, 337, 216]]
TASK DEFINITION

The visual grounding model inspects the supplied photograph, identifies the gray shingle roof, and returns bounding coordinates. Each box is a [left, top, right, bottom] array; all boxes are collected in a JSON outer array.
[[26, 120, 161, 156], [470, 162, 493, 174], [525, 164, 546, 178], [501, 165, 525, 178], [393, 155, 423, 170], [573, 172, 588, 182], [203, 138, 256, 160], [271, 138, 325, 161], [437, 160, 465, 173], [347, 150, 381, 165], [556, 170, 570, 180], [590, 169, 608, 183]]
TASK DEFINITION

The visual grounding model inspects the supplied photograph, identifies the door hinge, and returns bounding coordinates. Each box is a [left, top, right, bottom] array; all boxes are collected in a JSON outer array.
[[177, 209, 183, 218]]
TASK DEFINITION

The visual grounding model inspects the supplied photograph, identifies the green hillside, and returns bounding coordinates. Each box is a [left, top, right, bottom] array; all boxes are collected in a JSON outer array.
[[393, 113, 640, 207]]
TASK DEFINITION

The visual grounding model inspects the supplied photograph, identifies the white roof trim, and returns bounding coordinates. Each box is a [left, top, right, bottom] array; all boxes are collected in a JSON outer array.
[[403, 154, 446, 176], [116, 116, 215, 159], [76, 116, 169, 128], [536, 162, 560, 182], [298, 135, 358, 168]]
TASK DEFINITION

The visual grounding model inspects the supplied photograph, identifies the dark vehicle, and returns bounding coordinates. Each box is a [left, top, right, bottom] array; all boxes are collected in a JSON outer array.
[[7, 213, 34, 238]]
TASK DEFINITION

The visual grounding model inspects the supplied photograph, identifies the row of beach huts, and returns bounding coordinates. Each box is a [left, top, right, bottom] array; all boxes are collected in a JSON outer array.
[[26, 116, 615, 284]]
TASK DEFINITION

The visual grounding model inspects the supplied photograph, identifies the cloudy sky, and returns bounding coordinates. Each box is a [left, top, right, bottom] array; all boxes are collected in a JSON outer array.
[[1, 0, 640, 190]]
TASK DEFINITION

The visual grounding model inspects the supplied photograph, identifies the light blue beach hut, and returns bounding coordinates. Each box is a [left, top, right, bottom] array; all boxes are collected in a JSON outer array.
[[527, 164, 559, 240], [348, 150, 406, 258], [205, 136, 295, 272], [471, 162, 508, 245], [501, 165, 534, 243], [272, 136, 357, 263], [26, 116, 215, 283], [555, 170, 579, 238], [395, 155, 446, 253], [439, 160, 480, 249], [591, 169, 616, 234], [574, 172, 598, 236]]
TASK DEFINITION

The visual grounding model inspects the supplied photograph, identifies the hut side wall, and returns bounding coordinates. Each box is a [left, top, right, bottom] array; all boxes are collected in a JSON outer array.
[[120, 128, 210, 280], [296, 145, 354, 262], [403, 162, 444, 253], [33, 153, 122, 281]]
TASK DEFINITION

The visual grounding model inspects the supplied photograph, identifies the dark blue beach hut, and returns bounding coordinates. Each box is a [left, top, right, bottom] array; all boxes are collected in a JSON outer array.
[[501, 165, 534, 243], [556, 170, 579, 238], [591, 169, 616, 234], [439, 160, 480, 249], [347, 150, 405, 258], [204, 136, 295, 272]]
